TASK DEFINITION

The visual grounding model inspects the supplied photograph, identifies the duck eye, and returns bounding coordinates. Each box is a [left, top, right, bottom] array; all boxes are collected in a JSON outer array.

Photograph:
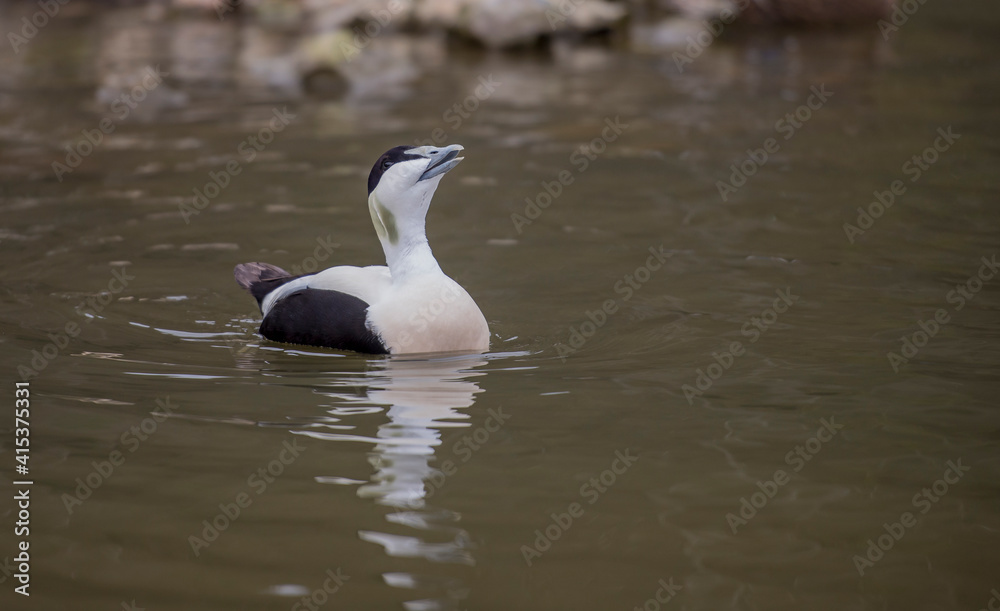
[[381, 159, 393, 170]]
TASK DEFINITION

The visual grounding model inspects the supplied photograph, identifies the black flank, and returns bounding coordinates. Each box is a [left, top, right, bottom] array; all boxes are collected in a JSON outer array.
[[259, 288, 388, 354]]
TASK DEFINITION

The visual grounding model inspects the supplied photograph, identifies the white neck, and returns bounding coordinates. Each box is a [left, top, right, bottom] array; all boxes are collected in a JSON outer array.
[[384, 232, 442, 281], [369, 192, 442, 283]]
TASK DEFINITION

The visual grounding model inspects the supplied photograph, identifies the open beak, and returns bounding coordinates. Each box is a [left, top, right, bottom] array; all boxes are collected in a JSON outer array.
[[416, 144, 465, 182]]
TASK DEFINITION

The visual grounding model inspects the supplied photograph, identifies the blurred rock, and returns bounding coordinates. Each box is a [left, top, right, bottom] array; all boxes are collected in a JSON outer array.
[[304, 0, 419, 32], [298, 30, 354, 96], [333, 34, 437, 101], [237, 25, 304, 93], [630, 17, 709, 51], [413, 0, 627, 48]]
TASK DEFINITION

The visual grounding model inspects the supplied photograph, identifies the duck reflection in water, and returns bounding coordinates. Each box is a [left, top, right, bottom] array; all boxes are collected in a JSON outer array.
[[298, 353, 490, 572]]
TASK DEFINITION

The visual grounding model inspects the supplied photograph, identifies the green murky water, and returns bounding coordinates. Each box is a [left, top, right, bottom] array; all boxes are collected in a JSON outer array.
[[2, 3, 999, 610]]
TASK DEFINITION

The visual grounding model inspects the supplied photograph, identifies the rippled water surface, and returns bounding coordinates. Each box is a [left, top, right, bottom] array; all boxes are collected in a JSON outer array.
[[2, 3, 999, 610]]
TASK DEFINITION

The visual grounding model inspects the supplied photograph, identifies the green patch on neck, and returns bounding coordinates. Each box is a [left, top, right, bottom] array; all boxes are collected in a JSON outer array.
[[368, 193, 398, 245]]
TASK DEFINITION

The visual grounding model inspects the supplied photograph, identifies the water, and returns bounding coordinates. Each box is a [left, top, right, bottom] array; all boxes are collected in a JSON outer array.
[[2, 2, 999, 610]]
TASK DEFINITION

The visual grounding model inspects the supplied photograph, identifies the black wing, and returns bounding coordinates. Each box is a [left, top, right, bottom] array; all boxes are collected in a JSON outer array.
[[259, 288, 388, 354]]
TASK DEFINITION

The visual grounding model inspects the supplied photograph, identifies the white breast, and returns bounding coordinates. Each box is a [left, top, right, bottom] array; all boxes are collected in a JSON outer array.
[[366, 275, 490, 354]]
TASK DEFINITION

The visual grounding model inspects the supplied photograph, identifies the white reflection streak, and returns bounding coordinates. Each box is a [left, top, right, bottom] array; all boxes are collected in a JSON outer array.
[[356, 355, 485, 509], [296, 354, 487, 610]]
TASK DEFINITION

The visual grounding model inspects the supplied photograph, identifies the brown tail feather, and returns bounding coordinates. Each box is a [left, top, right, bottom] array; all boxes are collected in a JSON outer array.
[[235, 262, 301, 309], [234, 262, 290, 290]]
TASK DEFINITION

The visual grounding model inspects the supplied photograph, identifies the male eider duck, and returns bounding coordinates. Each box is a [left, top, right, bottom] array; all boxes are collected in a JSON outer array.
[[234, 144, 489, 355]]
